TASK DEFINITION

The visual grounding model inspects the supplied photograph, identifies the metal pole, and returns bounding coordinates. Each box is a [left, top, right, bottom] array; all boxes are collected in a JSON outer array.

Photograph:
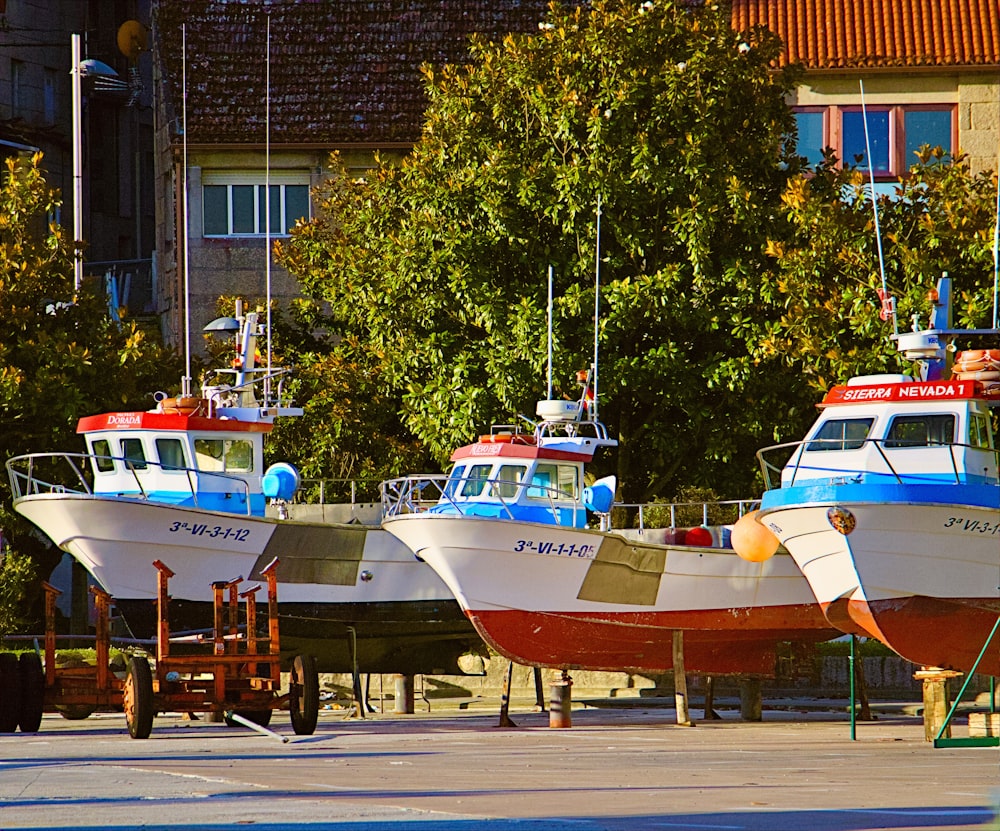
[[849, 634, 857, 740], [71, 34, 83, 291]]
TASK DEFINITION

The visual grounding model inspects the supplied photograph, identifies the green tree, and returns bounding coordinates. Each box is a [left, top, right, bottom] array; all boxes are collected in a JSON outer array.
[[760, 150, 1000, 389], [0, 153, 181, 630], [278, 0, 806, 501]]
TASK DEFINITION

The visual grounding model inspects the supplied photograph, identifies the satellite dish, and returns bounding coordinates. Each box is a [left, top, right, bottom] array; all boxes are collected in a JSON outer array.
[[117, 20, 148, 61]]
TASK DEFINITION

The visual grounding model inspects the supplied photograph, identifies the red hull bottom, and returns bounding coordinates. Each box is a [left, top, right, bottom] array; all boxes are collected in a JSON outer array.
[[840, 596, 1000, 674], [467, 606, 838, 676]]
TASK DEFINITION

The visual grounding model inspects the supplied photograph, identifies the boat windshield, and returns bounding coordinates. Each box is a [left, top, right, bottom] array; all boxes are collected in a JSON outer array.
[[194, 438, 254, 472], [526, 463, 580, 501], [805, 418, 874, 452], [884, 414, 955, 448], [89, 438, 115, 473], [155, 437, 188, 470]]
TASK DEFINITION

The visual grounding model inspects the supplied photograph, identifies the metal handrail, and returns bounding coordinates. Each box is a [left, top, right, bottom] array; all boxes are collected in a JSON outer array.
[[614, 499, 761, 533], [7, 452, 254, 515], [756, 437, 1000, 490]]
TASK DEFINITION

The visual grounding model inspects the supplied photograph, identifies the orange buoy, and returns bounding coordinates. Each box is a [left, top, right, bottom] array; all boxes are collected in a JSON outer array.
[[732, 510, 781, 563]]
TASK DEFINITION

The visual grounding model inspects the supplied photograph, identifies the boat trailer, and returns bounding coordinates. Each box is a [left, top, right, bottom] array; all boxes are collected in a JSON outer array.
[[0, 559, 319, 739]]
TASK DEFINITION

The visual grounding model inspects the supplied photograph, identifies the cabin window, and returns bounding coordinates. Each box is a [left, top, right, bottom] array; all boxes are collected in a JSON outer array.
[[444, 464, 466, 498], [194, 438, 254, 473], [119, 438, 147, 470], [969, 412, 992, 449], [90, 438, 115, 473], [806, 418, 874, 452], [458, 465, 492, 497], [884, 414, 955, 448], [156, 438, 188, 471], [494, 464, 527, 498], [528, 464, 580, 500]]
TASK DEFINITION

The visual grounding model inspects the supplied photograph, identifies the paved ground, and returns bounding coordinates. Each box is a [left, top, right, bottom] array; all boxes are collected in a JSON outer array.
[[1, 702, 998, 831]]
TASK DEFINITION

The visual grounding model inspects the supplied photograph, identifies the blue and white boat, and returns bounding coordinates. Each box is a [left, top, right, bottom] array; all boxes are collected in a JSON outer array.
[[749, 278, 1000, 672], [7, 312, 480, 674]]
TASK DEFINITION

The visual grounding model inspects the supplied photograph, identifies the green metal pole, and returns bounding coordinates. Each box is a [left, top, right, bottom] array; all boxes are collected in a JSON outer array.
[[849, 635, 857, 741]]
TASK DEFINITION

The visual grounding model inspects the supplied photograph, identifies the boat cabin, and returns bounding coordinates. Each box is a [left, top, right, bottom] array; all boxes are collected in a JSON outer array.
[[429, 401, 618, 528], [76, 400, 280, 516], [780, 374, 999, 487]]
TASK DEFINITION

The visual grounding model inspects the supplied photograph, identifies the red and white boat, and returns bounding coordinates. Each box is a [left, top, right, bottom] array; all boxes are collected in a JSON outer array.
[[752, 278, 1000, 673], [382, 393, 837, 676], [7, 312, 480, 674]]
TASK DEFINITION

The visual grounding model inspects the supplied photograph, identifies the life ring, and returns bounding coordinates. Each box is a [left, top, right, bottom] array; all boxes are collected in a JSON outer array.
[[953, 349, 1000, 374], [480, 433, 514, 443], [478, 433, 536, 445], [953, 369, 1000, 381], [160, 397, 207, 416]]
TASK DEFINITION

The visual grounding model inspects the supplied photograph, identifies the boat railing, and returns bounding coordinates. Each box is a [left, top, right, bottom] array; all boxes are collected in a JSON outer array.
[[614, 499, 761, 533], [296, 478, 384, 505], [756, 438, 1000, 490], [380, 474, 585, 525], [534, 417, 613, 444], [6, 452, 254, 515]]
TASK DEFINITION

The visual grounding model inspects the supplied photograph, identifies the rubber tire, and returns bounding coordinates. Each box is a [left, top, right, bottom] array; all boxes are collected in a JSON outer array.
[[225, 709, 273, 728], [289, 653, 319, 735], [123, 656, 154, 739], [18, 653, 44, 733], [0, 653, 21, 732]]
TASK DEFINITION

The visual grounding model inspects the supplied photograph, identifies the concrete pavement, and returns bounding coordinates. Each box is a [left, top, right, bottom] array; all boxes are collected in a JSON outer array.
[[1, 702, 998, 830]]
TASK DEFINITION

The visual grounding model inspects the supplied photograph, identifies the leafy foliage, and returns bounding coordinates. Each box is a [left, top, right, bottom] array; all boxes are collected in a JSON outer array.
[[760, 150, 1000, 390], [0, 548, 36, 637], [0, 153, 182, 626], [277, 0, 805, 500]]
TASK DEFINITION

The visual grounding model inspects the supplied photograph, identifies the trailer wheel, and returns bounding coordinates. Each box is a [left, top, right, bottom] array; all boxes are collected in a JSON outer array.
[[289, 653, 319, 735], [123, 656, 154, 739], [18, 653, 44, 733], [0, 653, 21, 732]]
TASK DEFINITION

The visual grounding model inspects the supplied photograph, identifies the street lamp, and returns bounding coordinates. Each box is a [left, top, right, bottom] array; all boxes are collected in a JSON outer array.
[[70, 33, 129, 291]]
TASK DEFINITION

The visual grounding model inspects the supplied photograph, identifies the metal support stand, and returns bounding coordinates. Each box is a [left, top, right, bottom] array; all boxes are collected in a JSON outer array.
[[497, 660, 517, 727], [673, 630, 693, 726]]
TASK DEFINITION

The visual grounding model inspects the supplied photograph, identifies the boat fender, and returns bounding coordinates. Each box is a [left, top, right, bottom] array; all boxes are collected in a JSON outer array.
[[684, 526, 714, 547], [263, 462, 300, 501], [582, 475, 616, 514]]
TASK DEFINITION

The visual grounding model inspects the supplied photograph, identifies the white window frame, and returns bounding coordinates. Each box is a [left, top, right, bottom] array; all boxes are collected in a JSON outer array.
[[202, 170, 311, 238]]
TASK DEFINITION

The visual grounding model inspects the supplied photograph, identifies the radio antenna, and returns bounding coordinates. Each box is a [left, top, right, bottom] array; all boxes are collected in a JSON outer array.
[[860, 80, 895, 335]]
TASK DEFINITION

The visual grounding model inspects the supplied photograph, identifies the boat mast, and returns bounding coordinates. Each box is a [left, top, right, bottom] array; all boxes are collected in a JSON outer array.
[[181, 23, 192, 398], [264, 13, 273, 403], [592, 195, 601, 422]]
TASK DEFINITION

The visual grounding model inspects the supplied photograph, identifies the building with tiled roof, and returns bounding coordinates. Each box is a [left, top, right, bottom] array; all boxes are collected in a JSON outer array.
[[151, 0, 1000, 349], [152, 0, 570, 344], [733, 0, 999, 177]]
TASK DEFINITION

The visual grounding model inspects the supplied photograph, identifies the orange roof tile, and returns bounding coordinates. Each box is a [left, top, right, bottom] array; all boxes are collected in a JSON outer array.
[[732, 0, 1000, 68]]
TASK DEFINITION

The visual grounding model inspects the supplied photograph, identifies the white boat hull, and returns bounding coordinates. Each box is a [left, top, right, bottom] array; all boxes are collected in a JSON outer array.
[[14, 494, 481, 674], [760, 495, 1000, 672], [383, 514, 837, 675]]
